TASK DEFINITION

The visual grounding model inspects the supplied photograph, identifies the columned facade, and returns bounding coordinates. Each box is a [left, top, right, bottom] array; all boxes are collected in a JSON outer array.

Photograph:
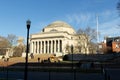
[[30, 39, 63, 54], [30, 21, 90, 55]]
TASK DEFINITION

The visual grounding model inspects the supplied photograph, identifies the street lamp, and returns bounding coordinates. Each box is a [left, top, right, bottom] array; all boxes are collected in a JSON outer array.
[[24, 20, 31, 80], [71, 45, 76, 80], [71, 45, 73, 70]]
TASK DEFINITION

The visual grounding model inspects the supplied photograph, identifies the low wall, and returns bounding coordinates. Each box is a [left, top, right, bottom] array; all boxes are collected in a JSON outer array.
[[63, 53, 120, 61]]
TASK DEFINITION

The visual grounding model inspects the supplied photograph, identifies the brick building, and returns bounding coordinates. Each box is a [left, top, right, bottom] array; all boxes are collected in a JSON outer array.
[[112, 37, 120, 53], [99, 37, 120, 53]]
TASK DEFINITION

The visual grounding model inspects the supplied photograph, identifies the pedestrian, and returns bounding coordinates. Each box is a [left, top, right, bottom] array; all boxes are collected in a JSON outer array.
[[7, 58, 9, 62], [30, 53, 34, 59], [38, 57, 40, 62]]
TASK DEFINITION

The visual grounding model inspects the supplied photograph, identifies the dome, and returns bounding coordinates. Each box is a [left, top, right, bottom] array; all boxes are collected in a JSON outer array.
[[44, 21, 76, 34], [47, 21, 72, 28]]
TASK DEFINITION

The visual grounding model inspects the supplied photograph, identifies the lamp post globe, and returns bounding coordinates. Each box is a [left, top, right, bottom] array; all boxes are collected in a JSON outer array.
[[26, 20, 31, 29]]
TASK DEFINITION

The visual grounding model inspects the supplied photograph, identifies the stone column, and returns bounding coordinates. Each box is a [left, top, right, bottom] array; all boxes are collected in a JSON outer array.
[[51, 40, 53, 54], [33, 41, 35, 54], [39, 41, 41, 54], [32, 42, 34, 54], [58, 40, 60, 52], [60, 40, 62, 52], [47, 41, 49, 54], [30, 41, 33, 53], [35, 41, 37, 53], [44, 41, 46, 54], [45, 41, 47, 54], [41, 41, 44, 54], [62, 40, 65, 54], [37, 41, 39, 54], [34, 41, 36, 54], [40, 41, 42, 54], [56, 40, 58, 52], [35, 42, 37, 54], [53, 40, 54, 53], [54, 40, 56, 53]]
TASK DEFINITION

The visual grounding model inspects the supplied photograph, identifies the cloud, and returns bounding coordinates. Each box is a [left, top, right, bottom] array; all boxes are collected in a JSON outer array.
[[99, 17, 120, 40], [99, 10, 118, 22], [66, 13, 92, 25], [101, 10, 112, 16], [65, 10, 120, 42], [95, 10, 120, 41]]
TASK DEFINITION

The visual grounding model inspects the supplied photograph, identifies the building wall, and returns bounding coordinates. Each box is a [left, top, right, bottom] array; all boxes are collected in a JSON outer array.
[[100, 37, 120, 53], [112, 41, 120, 52], [30, 33, 89, 55], [30, 32, 76, 55], [44, 27, 76, 34]]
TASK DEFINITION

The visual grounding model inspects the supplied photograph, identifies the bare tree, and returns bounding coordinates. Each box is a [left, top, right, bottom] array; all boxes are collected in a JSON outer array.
[[0, 36, 11, 55], [0, 36, 10, 48], [77, 26, 97, 42], [77, 26, 98, 54], [13, 45, 25, 57], [65, 44, 71, 54], [7, 34, 17, 46]]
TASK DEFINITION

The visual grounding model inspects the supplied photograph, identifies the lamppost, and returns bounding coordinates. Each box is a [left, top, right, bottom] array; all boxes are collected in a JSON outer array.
[[71, 45, 76, 80], [71, 45, 73, 70], [24, 20, 31, 80]]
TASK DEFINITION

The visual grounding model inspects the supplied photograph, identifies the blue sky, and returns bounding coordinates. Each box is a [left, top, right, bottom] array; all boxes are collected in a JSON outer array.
[[0, 0, 120, 42]]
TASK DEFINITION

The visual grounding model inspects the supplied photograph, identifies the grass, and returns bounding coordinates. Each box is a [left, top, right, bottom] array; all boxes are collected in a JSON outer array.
[[0, 54, 53, 67]]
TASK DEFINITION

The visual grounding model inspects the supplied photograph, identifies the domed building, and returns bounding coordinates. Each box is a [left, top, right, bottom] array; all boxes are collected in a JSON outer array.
[[30, 21, 90, 55]]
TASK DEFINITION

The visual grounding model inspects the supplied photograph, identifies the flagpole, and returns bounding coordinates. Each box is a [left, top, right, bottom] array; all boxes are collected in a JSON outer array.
[[96, 14, 99, 43]]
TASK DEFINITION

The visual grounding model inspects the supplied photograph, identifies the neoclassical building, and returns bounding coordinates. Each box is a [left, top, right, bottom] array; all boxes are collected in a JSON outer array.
[[30, 21, 89, 55]]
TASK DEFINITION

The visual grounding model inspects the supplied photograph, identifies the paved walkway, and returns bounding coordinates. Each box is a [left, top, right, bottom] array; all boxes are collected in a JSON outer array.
[[1, 69, 120, 80], [0, 71, 104, 80]]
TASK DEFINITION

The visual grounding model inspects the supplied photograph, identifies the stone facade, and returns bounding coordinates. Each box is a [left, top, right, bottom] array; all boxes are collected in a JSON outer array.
[[30, 21, 89, 55]]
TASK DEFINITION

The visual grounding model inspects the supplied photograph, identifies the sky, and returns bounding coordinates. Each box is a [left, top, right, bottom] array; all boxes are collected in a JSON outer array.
[[0, 0, 120, 42]]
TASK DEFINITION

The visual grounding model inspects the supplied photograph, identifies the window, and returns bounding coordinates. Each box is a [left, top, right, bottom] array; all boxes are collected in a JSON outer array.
[[50, 29, 58, 32], [116, 44, 119, 48], [99, 45, 102, 48], [42, 28, 45, 32]]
